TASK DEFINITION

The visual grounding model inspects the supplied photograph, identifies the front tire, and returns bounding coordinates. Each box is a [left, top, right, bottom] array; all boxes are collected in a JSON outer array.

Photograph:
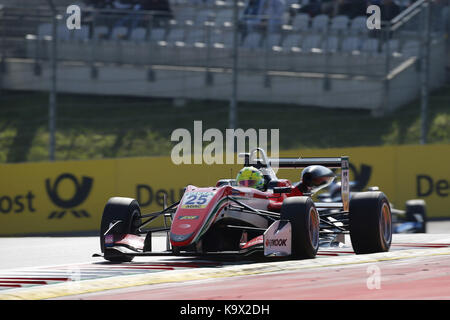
[[100, 197, 142, 262], [280, 197, 319, 259], [349, 191, 392, 254]]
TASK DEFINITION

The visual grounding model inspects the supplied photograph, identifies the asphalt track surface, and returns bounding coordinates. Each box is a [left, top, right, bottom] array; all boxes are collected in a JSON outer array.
[[0, 221, 450, 300]]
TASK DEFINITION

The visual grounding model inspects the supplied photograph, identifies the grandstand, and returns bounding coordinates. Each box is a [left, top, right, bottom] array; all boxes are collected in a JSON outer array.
[[0, 0, 448, 113]]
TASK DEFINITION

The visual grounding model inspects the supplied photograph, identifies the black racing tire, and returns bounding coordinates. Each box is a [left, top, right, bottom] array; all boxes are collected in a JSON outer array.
[[100, 197, 142, 262], [405, 199, 427, 233], [280, 197, 319, 259], [349, 191, 392, 254]]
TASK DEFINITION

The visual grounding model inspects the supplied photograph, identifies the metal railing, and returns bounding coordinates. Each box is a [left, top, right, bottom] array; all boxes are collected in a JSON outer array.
[[0, 2, 448, 106], [0, 0, 448, 162]]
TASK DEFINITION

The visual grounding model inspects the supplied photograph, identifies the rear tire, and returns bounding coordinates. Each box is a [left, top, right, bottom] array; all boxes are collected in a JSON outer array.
[[280, 197, 319, 259], [100, 197, 142, 262], [349, 191, 392, 254]]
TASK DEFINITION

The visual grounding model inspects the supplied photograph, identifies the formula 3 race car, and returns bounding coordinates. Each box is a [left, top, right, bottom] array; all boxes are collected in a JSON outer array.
[[96, 148, 392, 262], [319, 181, 427, 233]]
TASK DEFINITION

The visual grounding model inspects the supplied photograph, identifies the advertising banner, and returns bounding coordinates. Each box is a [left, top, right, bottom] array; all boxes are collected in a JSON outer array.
[[0, 144, 448, 235]]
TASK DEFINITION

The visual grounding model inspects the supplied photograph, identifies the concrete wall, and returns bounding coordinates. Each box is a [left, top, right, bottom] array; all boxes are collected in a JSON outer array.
[[1, 58, 384, 109], [25, 38, 404, 77]]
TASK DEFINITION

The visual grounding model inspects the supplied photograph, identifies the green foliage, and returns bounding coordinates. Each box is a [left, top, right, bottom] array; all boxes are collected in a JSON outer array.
[[0, 86, 448, 163]]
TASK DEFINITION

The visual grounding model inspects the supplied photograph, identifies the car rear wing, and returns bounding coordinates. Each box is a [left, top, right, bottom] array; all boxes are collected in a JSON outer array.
[[267, 157, 344, 169], [240, 148, 350, 212]]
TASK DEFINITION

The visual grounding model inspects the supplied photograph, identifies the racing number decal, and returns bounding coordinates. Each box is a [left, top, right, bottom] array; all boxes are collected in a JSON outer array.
[[185, 194, 208, 205], [181, 192, 215, 209]]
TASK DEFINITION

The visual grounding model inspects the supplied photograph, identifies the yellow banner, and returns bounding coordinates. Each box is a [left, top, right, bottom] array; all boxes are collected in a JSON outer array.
[[279, 144, 449, 218], [0, 144, 448, 235]]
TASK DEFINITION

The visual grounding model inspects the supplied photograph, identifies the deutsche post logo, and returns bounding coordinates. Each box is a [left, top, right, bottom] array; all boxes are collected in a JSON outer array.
[[46, 173, 93, 219]]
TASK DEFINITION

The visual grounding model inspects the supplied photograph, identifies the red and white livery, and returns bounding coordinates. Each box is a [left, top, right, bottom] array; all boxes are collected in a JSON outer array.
[[97, 148, 392, 262]]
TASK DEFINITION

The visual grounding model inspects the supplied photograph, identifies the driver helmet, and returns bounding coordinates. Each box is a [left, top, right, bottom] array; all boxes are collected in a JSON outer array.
[[236, 166, 265, 190]]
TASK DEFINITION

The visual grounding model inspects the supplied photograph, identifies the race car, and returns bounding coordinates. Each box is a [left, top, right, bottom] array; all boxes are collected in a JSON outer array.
[[391, 199, 427, 233], [97, 148, 392, 262], [318, 181, 427, 233]]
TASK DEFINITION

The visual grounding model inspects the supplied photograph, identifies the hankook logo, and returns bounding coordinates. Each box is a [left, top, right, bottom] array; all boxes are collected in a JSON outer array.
[[46, 173, 93, 219], [265, 239, 287, 247]]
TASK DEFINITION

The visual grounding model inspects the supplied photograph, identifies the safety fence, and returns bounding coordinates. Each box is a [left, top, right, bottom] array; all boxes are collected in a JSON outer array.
[[0, 1, 448, 111]]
